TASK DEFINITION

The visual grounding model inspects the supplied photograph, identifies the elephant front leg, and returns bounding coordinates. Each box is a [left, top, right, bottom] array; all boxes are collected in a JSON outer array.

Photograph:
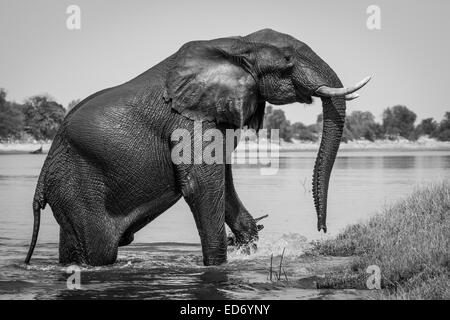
[[225, 164, 259, 246], [180, 164, 227, 266]]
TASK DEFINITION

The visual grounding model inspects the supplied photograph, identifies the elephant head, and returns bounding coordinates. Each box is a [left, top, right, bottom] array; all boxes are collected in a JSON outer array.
[[165, 29, 370, 233]]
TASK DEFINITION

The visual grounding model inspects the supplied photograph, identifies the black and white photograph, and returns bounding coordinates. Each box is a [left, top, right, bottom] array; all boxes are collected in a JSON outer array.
[[0, 0, 449, 305]]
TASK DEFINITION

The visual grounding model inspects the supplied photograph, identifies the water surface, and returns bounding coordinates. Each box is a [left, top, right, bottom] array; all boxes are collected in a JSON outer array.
[[0, 150, 449, 299]]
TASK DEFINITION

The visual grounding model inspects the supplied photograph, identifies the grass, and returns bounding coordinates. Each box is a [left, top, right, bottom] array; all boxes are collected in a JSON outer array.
[[311, 181, 450, 299], [268, 248, 289, 283]]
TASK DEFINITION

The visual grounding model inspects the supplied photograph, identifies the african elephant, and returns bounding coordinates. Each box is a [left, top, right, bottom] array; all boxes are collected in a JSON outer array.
[[25, 29, 370, 266]]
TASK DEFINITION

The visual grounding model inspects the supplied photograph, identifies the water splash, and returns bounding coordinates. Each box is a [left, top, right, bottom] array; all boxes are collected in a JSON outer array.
[[228, 233, 310, 261]]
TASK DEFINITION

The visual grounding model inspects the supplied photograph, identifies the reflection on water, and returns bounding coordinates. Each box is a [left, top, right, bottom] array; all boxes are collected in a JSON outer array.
[[0, 150, 449, 299]]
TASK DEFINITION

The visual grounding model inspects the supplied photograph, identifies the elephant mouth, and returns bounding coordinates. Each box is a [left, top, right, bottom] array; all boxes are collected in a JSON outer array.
[[295, 90, 313, 104]]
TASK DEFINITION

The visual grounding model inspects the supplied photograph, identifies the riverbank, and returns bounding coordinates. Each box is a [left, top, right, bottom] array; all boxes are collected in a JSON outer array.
[[1, 137, 449, 154], [253, 136, 450, 152], [310, 182, 450, 300], [0, 142, 52, 154]]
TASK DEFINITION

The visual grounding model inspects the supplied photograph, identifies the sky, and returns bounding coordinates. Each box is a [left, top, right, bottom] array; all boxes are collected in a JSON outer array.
[[0, 0, 449, 125]]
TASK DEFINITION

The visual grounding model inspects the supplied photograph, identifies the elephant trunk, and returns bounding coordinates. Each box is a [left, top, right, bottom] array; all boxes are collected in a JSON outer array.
[[292, 54, 348, 233], [311, 73, 370, 232], [313, 94, 345, 232]]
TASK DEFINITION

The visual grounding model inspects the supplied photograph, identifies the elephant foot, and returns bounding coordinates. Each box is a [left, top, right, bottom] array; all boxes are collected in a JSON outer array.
[[227, 214, 268, 254], [226, 225, 263, 246], [203, 256, 227, 266]]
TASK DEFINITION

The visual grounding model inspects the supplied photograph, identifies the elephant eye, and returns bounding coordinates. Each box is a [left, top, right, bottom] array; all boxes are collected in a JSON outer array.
[[282, 55, 294, 69]]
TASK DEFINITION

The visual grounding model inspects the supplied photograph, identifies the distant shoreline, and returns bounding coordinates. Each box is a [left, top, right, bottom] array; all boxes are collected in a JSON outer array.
[[0, 142, 52, 155], [1, 137, 449, 155], [276, 137, 450, 152]]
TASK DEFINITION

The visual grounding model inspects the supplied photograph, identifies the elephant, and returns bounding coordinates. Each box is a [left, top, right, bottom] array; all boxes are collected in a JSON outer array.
[[25, 29, 370, 266]]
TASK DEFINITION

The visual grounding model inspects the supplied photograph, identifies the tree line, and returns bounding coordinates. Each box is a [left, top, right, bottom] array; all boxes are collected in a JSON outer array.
[[264, 105, 450, 142], [0, 88, 449, 142], [0, 89, 81, 141]]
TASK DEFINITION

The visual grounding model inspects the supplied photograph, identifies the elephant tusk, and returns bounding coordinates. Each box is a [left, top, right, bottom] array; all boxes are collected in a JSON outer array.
[[345, 93, 360, 101], [254, 214, 269, 223], [255, 214, 268, 232], [315, 76, 372, 98]]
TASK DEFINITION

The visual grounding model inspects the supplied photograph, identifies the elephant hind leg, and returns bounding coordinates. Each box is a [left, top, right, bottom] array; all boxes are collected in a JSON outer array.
[[47, 139, 121, 266], [52, 184, 120, 265], [59, 227, 83, 264], [59, 222, 119, 266], [52, 175, 120, 265], [85, 236, 119, 266]]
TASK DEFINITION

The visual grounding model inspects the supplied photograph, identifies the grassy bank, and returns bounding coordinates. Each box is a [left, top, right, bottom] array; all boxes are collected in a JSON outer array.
[[312, 182, 450, 299]]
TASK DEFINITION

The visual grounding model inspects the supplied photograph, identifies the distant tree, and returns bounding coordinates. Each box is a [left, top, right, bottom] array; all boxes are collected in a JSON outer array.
[[382, 105, 417, 140], [23, 95, 66, 140], [418, 118, 438, 135], [291, 113, 322, 142], [279, 119, 293, 142], [291, 122, 318, 142], [343, 111, 382, 142], [0, 89, 6, 104], [436, 130, 450, 141], [264, 106, 293, 141], [0, 89, 25, 140], [434, 112, 450, 141], [307, 123, 321, 135], [67, 99, 81, 112], [265, 108, 286, 131], [414, 117, 438, 139], [291, 122, 306, 133]]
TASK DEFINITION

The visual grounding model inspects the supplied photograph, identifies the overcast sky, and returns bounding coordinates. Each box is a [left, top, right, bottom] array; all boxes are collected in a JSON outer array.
[[1, 0, 449, 125]]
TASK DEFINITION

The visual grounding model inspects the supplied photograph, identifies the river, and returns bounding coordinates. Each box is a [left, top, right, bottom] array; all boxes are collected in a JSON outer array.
[[0, 150, 449, 299]]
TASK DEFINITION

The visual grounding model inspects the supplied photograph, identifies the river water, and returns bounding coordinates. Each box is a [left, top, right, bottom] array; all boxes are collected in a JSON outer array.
[[0, 150, 449, 299]]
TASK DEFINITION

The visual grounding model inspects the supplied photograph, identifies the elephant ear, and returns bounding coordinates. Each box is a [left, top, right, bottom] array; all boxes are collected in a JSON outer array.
[[165, 38, 260, 128]]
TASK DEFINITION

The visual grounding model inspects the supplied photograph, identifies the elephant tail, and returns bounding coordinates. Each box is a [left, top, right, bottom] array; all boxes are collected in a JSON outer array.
[[24, 200, 42, 264], [25, 162, 48, 264]]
